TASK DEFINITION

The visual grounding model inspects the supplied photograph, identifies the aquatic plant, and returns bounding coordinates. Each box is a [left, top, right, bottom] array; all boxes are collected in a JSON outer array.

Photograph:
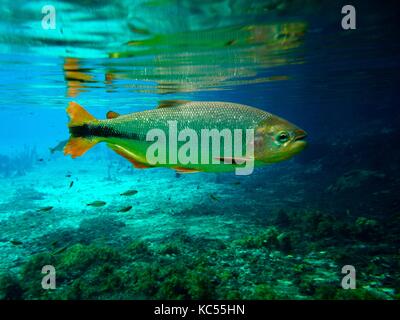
[[233, 227, 279, 249], [251, 284, 280, 300], [186, 265, 219, 300], [19, 253, 56, 299], [2, 204, 399, 300], [127, 240, 152, 257], [0, 146, 38, 178], [0, 273, 23, 300], [158, 242, 181, 255], [354, 217, 382, 241]]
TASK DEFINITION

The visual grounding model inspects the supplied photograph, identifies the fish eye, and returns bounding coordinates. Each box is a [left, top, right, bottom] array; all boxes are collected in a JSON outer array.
[[277, 131, 289, 143]]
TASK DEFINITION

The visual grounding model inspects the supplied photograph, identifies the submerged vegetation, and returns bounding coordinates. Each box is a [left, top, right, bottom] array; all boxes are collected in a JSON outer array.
[[0, 146, 38, 178], [1, 207, 398, 300]]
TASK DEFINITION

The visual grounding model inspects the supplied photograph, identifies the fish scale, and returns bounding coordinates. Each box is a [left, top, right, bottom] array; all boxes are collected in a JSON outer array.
[[95, 101, 272, 140]]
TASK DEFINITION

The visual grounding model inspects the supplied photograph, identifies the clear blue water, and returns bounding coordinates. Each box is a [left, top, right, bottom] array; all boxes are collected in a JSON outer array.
[[0, 0, 399, 300]]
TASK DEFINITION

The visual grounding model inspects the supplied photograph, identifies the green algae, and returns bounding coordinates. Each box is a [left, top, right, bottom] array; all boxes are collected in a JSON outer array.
[[0, 274, 23, 300], [0, 207, 399, 300]]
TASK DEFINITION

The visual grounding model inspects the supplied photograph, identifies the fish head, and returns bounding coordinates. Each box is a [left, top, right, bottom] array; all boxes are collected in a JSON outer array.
[[255, 115, 307, 163]]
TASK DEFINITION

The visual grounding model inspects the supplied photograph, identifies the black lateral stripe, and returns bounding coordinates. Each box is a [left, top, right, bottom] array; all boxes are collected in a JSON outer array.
[[69, 124, 90, 136], [69, 124, 144, 141]]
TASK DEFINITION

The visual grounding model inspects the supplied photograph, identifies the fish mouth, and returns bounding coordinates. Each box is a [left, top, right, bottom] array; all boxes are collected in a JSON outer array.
[[294, 134, 307, 141], [291, 130, 308, 153], [294, 130, 307, 141]]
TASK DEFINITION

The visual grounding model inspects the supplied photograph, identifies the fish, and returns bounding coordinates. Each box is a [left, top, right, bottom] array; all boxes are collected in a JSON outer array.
[[37, 206, 53, 212], [10, 240, 23, 246], [87, 201, 106, 207], [51, 246, 68, 255], [120, 190, 138, 196], [117, 205, 133, 213], [210, 194, 219, 201], [63, 100, 307, 173], [69, 181, 74, 188], [49, 139, 68, 154], [225, 39, 237, 46]]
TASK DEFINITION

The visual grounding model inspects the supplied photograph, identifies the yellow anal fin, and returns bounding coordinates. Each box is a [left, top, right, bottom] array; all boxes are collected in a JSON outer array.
[[64, 137, 98, 158], [108, 144, 151, 169], [174, 167, 200, 174]]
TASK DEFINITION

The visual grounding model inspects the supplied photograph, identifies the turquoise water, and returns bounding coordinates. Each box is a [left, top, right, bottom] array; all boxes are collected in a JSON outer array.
[[0, 0, 399, 299]]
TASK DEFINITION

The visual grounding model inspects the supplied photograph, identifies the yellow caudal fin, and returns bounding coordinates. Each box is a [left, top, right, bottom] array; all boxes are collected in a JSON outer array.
[[66, 101, 96, 127], [64, 102, 99, 158], [64, 137, 98, 158]]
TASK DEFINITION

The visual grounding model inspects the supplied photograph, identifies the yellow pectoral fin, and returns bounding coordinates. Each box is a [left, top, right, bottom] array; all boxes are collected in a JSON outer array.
[[107, 143, 152, 169]]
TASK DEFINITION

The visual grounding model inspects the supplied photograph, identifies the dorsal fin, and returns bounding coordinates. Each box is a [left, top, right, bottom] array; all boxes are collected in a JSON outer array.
[[106, 111, 120, 119], [157, 100, 190, 109]]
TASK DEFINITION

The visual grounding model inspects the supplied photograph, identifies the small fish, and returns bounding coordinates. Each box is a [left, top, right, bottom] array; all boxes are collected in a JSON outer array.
[[87, 201, 106, 207], [120, 190, 138, 196], [225, 39, 237, 46], [210, 194, 219, 201], [69, 181, 74, 188], [66, 174, 72, 178], [128, 25, 150, 35], [10, 240, 23, 246], [37, 206, 53, 212], [49, 139, 68, 154], [52, 246, 68, 255], [117, 205, 132, 213], [232, 181, 241, 185], [38, 158, 44, 162]]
